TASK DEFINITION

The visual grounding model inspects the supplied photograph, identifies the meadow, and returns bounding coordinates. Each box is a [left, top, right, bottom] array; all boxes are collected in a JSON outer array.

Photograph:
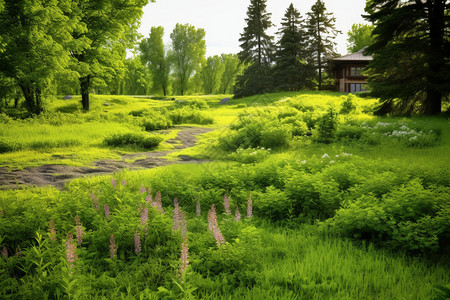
[[0, 91, 449, 299]]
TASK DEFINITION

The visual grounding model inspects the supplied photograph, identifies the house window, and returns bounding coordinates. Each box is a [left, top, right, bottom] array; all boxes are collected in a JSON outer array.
[[349, 83, 361, 93], [350, 67, 363, 77]]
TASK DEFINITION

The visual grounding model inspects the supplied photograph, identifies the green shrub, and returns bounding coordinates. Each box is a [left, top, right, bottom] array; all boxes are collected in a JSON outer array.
[[229, 147, 270, 164], [280, 117, 308, 136], [141, 116, 172, 131], [340, 94, 357, 114], [0, 139, 19, 153], [253, 186, 291, 221], [169, 107, 214, 125], [315, 108, 338, 144], [260, 125, 292, 149], [174, 99, 209, 110], [103, 132, 163, 149]]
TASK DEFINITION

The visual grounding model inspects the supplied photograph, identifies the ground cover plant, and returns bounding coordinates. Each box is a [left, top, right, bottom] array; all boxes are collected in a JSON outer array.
[[0, 91, 449, 298]]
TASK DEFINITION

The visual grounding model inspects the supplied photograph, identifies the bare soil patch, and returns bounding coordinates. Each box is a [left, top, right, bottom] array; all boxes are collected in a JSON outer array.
[[0, 127, 213, 190]]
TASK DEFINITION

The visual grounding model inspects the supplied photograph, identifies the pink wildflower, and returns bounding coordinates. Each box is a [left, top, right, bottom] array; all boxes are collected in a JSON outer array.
[[48, 219, 57, 242], [111, 178, 116, 189], [1, 247, 8, 259], [235, 206, 241, 221], [173, 200, 187, 238], [134, 231, 141, 254], [180, 239, 189, 278], [224, 195, 231, 215], [145, 194, 153, 202], [75, 215, 83, 246], [109, 234, 116, 259], [90, 192, 99, 210], [247, 194, 252, 218], [140, 185, 146, 194], [122, 179, 127, 186], [208, 204, 225, 246], [66, 233, 77, 269], [140, 207, 149, 226], [104, 204, 110, 220], [196, 200, 201, 216], [153, 191, 164, 214]]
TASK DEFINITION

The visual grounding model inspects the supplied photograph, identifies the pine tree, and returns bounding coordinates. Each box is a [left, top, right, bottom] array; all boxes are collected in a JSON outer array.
[[364, 0, 450, 115], [274, 3, 314, 91], [306, 0, 341, 90], [235, 0, 274, 98]]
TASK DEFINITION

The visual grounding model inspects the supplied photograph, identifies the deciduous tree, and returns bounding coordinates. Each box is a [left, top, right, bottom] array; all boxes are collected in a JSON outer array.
[[220, 54, 243, 94], [0, 0, 77, 114], [364, 0, 450, 115], [140, 26, 170, 96], [70, 0, 149, 111], [169, 23, 206, 95], [346, 23, 374, 53], [200, 56, 224, 94]]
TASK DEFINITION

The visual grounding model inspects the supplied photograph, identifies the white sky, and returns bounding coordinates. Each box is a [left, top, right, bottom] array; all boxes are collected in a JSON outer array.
[[138, 0, 369, 57]]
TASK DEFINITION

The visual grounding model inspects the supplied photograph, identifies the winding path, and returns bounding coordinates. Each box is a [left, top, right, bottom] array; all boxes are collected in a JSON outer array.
[[0, 127, 213, 190]]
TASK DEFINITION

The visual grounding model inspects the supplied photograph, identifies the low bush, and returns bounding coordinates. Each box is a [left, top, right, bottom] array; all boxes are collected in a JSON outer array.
[[169, 107, 214, 125], [103, 132, 163, 149]]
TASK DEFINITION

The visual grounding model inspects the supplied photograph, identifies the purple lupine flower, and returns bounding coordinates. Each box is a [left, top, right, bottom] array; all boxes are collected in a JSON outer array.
[[213, 227, 225, 246], [111, 178, 116, 189], [154, 191, 164, 214], [75, 215, 83, 246], [134, 231, 141, 254], [247, 194, 252, 218], [145, 194, 153, 202], [180, 239, 189, 279], [196, 200, 201, 216], [90, 192, 99, 210], [122, 179, 127, 187], [234, 206, 241, 221], [1, 247, 8, 259], [104, 204, 110, 220], [224, 195, 231, 215], [48, 219, 57, 242], [140, 207, 149, 226], [140, 185, 146, 194], [66, 233, 77, 269], [109, 234, 116, 259], [208, 204, 218, 232], [173, 201, 187, 238]]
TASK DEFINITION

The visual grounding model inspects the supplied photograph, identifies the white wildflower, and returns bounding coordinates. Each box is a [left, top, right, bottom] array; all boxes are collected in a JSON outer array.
[[321, 153, 330, 159], [329, 160, 335, 164]]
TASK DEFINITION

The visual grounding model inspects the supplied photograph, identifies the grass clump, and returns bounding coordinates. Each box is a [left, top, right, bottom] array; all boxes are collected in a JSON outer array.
[[103, 132, 163, 149]]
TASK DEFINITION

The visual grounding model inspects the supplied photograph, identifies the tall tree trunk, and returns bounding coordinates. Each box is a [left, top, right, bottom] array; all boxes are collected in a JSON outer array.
[[19, 84, 36, 114], [14, 97, 19, 108], [425, 0, 444, 115], [317, 21, 322, 90], [80, 75, 90, 111]]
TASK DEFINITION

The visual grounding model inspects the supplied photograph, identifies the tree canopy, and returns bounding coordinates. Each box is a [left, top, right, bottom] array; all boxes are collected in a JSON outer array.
[[169, 23, 206, 96], [346, 23, 374, 53], [364, 0, 450, 115], [140, 26, 170, 96]]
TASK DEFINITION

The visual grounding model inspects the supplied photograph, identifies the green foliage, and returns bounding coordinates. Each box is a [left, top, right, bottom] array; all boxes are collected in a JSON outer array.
[[140, 26, 170, 96], [315, 108, 338, 143], [103, 133, 163, 149], [168, 107, 214, 125], [169, 23, 206, 95], [364, 0, 450, 115], [340, 94, 357, 114], [306, 0, 341, 89], [346, 23, 374, 53], [201, 56, 225, 94]]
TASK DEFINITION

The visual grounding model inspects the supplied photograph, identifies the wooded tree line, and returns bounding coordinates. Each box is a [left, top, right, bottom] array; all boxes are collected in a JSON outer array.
[[0, 0, 448, 115]]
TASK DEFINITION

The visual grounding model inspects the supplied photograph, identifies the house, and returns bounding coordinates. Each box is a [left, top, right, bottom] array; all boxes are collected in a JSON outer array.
[[330, 48, 373, 93]]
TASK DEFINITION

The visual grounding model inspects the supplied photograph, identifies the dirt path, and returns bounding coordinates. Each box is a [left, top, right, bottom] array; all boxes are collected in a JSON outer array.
[[0, 127, 213, 190]]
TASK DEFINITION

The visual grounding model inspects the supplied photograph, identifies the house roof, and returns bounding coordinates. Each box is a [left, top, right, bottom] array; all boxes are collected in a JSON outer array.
[[333, 47, 373, 62]]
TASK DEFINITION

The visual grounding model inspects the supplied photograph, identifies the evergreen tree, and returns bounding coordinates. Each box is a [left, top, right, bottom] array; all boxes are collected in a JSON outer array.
[[235, 0, 274, 98], [306, 0, 341, 90], [274, 3, 314, 91], [364, 0, 450, 115]]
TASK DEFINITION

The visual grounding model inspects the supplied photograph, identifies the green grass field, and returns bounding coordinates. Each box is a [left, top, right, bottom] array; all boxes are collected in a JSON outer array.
[[0, 91, 449, 299]]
